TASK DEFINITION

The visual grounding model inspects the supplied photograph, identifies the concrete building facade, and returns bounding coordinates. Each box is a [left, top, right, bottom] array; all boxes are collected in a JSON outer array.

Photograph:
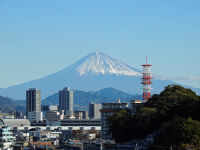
[[45, 111, 64, 126], [74, 111, 88, 119], [89, 102, 101, 119], [26, 88, 42, 122], [0, 126, 14, 149], [0, 126, 14, 142], [59, 87, 74, 117]]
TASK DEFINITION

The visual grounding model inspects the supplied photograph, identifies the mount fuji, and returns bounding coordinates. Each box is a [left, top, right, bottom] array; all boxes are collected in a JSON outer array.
[[0, 52, 185, 99]]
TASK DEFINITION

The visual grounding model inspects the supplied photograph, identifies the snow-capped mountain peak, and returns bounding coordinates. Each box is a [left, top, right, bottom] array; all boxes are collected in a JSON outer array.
[[70, 52, 141, 76]]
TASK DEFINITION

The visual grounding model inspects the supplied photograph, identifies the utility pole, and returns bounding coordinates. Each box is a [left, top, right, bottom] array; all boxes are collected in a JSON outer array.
[[187, 144, 190, 150], [135, 143, 138, 150], [100, 142, 103, 150], [46, 142, 48, 150]]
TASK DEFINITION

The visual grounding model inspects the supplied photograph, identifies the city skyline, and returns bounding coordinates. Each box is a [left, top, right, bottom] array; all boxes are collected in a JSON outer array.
[[0, 0, 200, 88]]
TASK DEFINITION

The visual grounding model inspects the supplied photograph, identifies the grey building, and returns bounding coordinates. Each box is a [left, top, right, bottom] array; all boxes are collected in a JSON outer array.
[[89, 102, 101, 119], [59, 87, 73, 116], [74, 111, 88, 119], [26, 88, 42, 122]]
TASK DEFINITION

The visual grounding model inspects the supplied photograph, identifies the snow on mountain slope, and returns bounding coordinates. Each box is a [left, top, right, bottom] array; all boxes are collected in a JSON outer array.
[[65, 52, 141, 76]]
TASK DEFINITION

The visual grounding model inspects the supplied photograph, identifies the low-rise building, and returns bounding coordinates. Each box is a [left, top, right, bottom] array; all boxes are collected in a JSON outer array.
[[28, 112, 43, 122], [0, 112, 15, 119], [0, 126, 14, 149], [61, 119, 101, 126], [74, 111, 88, 119], [46, 111, 64, 126], [0, 126, 14, 142], [73, 111, 83, 120]]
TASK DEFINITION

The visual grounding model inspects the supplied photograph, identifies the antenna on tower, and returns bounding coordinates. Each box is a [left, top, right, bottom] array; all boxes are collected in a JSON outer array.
[[146, 56, 147, 65]]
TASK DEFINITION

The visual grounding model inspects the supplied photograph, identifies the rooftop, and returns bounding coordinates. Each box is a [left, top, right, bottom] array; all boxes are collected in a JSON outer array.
[[2, 119, 30, 127]]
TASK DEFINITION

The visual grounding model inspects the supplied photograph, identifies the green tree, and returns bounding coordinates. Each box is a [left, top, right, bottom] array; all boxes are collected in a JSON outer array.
[[154, 116, 200, 149], [108, 109, 134, 143]]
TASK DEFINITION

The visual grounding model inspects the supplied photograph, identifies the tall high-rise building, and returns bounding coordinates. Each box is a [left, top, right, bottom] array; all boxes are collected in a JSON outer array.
[[89, 102, 101, 119], [59, 87, 73, 116], [26, 88, 42, 122]]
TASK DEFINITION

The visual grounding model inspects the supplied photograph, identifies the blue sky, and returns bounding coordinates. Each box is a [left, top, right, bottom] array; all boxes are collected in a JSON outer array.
[[0, 0, 200, 88]]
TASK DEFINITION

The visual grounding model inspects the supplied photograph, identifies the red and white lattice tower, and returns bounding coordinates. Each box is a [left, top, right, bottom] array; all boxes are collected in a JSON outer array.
[[141, 57, 152, 101]]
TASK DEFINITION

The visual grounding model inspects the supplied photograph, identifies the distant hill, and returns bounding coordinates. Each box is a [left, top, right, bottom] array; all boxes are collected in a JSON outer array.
[[94, 87, 134, 100], [0, 88, 141, 114], [0, 96, 25, 113], [42, 87, 142, 110]]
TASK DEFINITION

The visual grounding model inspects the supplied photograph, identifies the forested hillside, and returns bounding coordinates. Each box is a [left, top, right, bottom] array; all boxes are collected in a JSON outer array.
[[108, 85, 200, 149]]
